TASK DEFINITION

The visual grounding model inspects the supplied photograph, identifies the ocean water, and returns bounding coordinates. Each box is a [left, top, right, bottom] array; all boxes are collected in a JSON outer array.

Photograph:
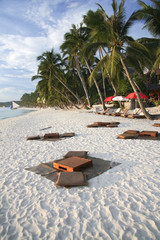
[[0, 107, 36, 120]]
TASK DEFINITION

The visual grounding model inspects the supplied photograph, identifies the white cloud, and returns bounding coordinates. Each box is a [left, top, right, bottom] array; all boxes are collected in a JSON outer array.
[[0, 0, 96, 77], [0, 0, 153, 102], [0, 86, 33, 102]]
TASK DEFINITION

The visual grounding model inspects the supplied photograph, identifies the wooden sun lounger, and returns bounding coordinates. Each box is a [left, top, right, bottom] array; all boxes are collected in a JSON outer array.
[[120, 108, 130, 117], [105, 108, 117, 115], [111, 108, 122, 116], [95, 108, 111, 115], [120, 108, 141, 118]]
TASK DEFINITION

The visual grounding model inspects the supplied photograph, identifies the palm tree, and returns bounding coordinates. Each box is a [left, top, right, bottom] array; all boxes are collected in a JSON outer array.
[[32, 49, 85, 107], [135, 0, 160, 37], [133, 0, 160, 74], [88, 0, 160, 119], [83, 9, 118, 97], [60, 24, 91, 108]]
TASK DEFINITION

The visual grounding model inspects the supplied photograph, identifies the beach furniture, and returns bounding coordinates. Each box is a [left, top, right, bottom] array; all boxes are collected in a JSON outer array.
[[153, 123, 160, 127], [53, 156, 92, 172], [44, 133, 59, 139], [95, 107, 111, 115], [120, 108, 130, 117], [139, 131, 158, 137], [117, 130, 159, 140], [111, 108, 122, 116], [25, 151, 118, 188], [55, 172, 87, 187], [104, 108, 117, 115], [126, 109, 146, 119], [26, 135, 41, 140], [87, 121, 120, 128], [121, 108, 139, 118], [27, 132, 75, 141], [64, 151, 88, 158]]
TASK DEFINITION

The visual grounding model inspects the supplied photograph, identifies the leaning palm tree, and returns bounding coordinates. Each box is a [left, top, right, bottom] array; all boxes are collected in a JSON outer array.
[[32, 49, 85, 107], [89, 0, 160, 119], [60, 24, 91, 108]]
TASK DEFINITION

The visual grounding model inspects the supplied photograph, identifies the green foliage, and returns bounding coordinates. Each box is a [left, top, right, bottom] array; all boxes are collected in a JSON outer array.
[[21, 0, 160, 110], [118, 78, 133, 96], [21, 92, 39, 107], [154, 100, 160, 106], [118, 74, 148, 96]]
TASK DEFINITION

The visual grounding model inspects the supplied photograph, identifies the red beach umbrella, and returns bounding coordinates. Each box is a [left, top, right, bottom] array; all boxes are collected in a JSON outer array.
[[126, 92, 148, 99], [104, 96, 114, 102]]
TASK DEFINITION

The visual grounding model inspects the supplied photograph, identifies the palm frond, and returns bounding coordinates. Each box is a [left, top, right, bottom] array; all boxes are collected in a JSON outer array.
[[127, 41, 152, 67], [110, 47, 121, 78], [151, 45, 160, 74], [88, 54, 109, 86], [96, 3, 111, 24]]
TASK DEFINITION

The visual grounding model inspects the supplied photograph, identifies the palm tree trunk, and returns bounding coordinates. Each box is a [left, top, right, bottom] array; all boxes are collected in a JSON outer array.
[[102, 47, 118, 96], [99, 48, 106, 98], [120, 57, 159, 120], [74, 54, 91, 108], [52, 86, 80, 109], [124, 72, 142, 92], [55, 74, 86, 108], [84, 58, 105, 110], [110, 80, 118, 96]]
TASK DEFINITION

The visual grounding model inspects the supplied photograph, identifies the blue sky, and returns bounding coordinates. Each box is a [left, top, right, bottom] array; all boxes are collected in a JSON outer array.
[[0, 0, 152, 102]]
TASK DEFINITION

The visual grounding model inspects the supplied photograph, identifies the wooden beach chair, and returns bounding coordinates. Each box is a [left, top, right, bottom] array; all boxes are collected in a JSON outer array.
[[105, 108, 117, 115], [99, 108, 111, 115], [111, 108, 122, 116], [120, 108, 129, 117], [126, 109, 146, 119]]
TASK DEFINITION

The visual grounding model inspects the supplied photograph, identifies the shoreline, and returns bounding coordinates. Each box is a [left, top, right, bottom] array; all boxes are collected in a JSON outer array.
[[0, 108, 160, 239], [0, 107, 38, 121]]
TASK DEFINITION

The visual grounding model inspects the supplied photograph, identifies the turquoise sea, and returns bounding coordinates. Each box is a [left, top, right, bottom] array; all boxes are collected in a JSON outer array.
[[0, 107, 36, 120]]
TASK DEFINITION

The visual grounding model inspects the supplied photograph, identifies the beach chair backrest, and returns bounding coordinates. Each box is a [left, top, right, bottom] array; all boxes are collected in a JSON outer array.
[[115, 108, 121, 113], [123, 108, 129, 114], [133, 108, 140, 114]]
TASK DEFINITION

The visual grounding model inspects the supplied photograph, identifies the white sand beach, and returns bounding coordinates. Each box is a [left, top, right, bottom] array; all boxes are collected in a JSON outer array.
[[0, 108, 160, 240]]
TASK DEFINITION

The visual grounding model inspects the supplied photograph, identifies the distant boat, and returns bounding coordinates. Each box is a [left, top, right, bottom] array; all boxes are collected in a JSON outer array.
[[10, 101, 20, 110]]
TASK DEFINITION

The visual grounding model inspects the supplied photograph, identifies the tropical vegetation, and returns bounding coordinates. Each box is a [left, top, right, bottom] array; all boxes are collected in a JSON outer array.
[[21, 0, 160, 119]]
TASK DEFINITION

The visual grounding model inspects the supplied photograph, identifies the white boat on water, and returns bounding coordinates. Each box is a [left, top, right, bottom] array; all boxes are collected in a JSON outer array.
[[10, 101, 20, 109]]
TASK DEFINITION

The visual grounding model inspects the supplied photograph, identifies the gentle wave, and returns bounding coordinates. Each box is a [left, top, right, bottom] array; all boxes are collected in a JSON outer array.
[[0, 107, 36, 120]]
